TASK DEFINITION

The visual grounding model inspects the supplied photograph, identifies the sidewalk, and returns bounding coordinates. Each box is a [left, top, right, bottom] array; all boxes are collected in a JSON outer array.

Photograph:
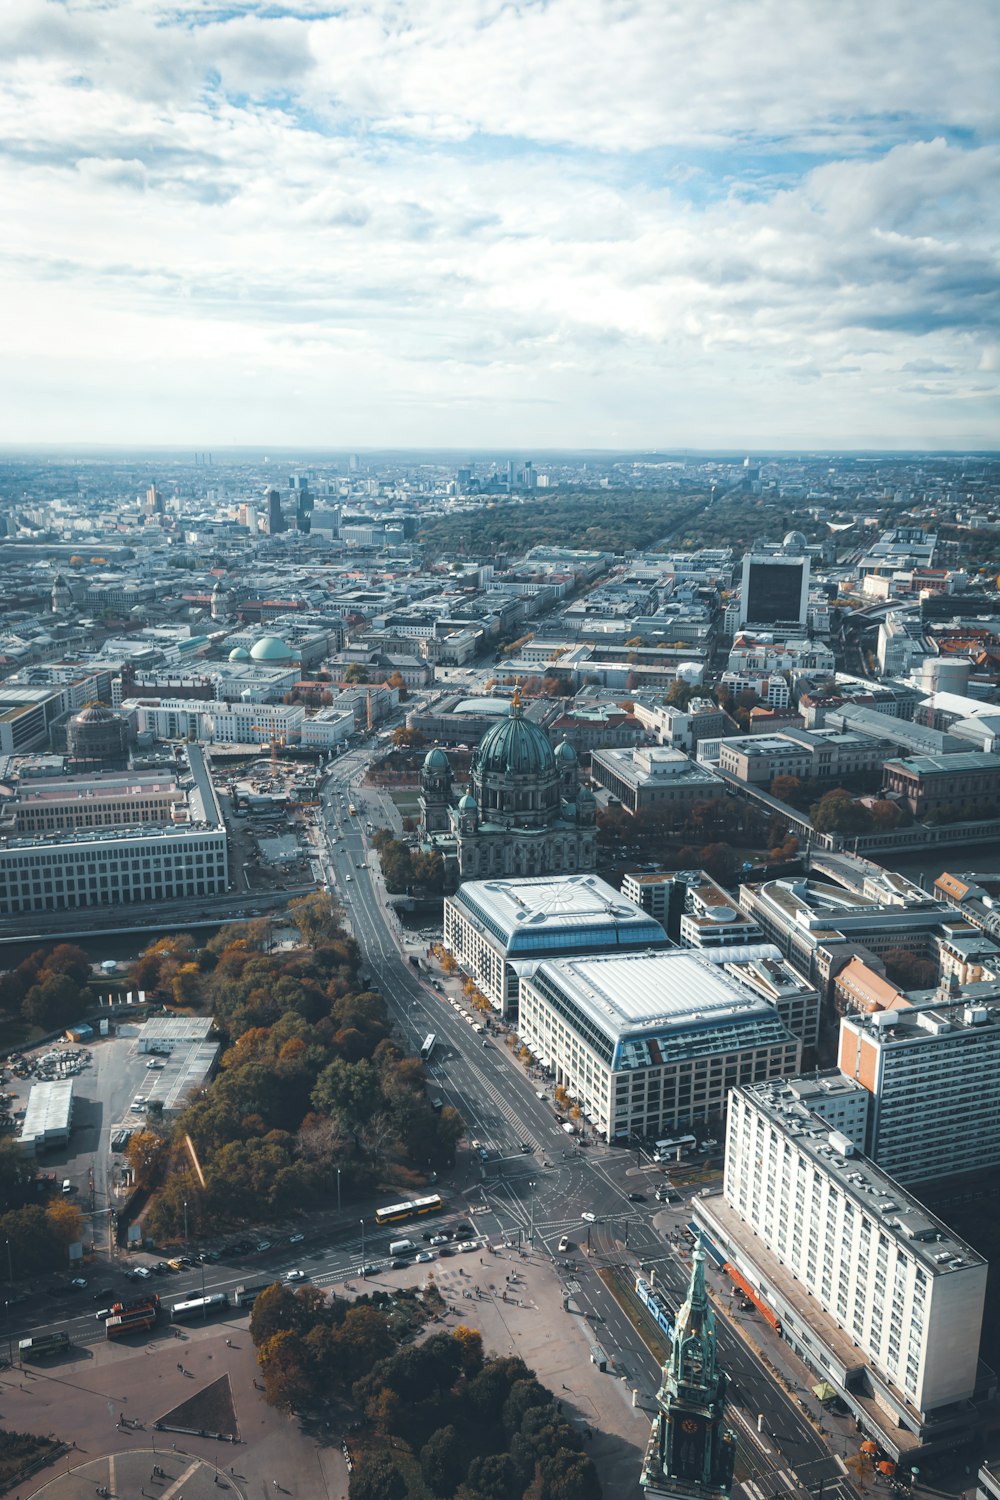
[[379, 1245, 650, 1500]]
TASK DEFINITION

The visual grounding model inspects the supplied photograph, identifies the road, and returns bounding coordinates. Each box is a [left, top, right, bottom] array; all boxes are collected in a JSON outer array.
[[312, 752, 856, 1500], [8, 738, 855, 1500]]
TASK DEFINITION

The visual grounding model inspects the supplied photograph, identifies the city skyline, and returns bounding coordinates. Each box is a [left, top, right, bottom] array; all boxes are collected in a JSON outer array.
[[1, 0, 998, 450]]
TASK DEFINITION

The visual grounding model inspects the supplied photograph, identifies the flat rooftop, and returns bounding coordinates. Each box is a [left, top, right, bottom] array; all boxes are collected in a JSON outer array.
[[739, 1079, 985, 1275], [451, 874, 667, 956], [526, 948, 795, 1065]]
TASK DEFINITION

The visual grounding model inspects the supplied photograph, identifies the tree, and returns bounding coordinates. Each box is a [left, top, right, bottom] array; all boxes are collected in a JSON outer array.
[[420, 1424, 465, 1498], [289, 891, 344, 947], [391, 726, 422, 748], [349, 1455, 406, 1500], [21, 973, 86, 1030], [45, 1196, 85, 1252], [770, 774, 804, 805], [412, 850, 445, 893], [810, 789, 873, 835], [125, 1129, 166, 1188], [257, 1327, 312, 1411], [0, 1139, 36, 1208], [344, 664, 370, 684], [540, 1450, 601, 1500], [311, 1058, 382, 1130]]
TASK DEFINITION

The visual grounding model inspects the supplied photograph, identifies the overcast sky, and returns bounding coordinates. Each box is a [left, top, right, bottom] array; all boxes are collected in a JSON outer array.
[[2, 0, 998, 451]]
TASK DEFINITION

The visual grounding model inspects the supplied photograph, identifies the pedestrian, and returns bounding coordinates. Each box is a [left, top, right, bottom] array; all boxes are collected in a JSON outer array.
[[177, 1362, 182, 1370]]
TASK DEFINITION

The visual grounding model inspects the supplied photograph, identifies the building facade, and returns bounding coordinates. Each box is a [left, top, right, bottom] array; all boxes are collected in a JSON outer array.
[[443, 873, 668, 1019], [418, 690, 598, 883], [839, 998, 1000, 1187], [701, 1081, 987, 1449], [516, 949, 799, 1143], [591, 745, 722, 818]]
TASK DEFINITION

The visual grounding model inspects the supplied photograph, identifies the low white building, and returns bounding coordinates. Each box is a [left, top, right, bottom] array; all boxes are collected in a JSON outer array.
[[444, 873, 668, 1019], [516, 948, 799, 1142], [121, 696, 354, 752], [20, 1079, 74, 1152]]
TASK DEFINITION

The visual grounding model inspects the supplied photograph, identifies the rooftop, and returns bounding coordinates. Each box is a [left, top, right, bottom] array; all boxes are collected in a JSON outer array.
[[525, 948, 796, 1067], [738, 1078, 985, 1275], [451, 873, 667, 956], [885, 752, 1000, 775]]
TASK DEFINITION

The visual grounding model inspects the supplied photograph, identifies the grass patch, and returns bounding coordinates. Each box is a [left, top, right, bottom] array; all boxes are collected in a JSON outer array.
[[0, 1430, 63, 1488], [389, 789, 421, 813]]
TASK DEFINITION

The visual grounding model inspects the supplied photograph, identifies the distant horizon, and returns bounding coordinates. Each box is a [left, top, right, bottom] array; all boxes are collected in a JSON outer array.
[[1, 444, 998, 462], [2, 2, 997, 450]]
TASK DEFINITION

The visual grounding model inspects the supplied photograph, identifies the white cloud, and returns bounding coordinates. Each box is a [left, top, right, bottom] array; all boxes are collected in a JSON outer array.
[[0, 0, 996, 446]]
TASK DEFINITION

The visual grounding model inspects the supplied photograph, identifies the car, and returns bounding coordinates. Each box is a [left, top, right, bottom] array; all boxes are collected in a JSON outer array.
[[414, 1251, 434, 1264], [359, 1263, 380, 1276], [456, 1240, 477, 1253], [520, 1142, 532, 1153], [389, 1257, 408, 1269], [146, 1060, 163, 1070], [289, 1233, 305, 1244], [558, 1236, 572, 1252], [437, 1246, 454, 1257], [68, 1278, 87, 1290], [428, 1234, 447, 1246], [255, 1241, 272, 1253], [627, 1192, 647, 1203], [477, 1147, 489, 1161], [95, 1307, 114, 1321], [456, 1222, 473, 1236], [554, 1114, 565, 1125], [132, 1265, 152, 1279], [284, 1269, 306, 1282], [581, 1212, 597, 1223], [167, 1258, 185, 1271]]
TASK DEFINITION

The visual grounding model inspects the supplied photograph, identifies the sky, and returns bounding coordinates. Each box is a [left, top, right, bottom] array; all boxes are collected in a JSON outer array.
[[1, 0, 998, 452]]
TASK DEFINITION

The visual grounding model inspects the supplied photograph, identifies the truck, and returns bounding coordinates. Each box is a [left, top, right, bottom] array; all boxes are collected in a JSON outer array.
[[388, 1238, 417, 1257]]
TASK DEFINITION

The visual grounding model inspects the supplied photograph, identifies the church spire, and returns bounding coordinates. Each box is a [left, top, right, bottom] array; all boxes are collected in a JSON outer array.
[[641, 1248, 735, 1500]]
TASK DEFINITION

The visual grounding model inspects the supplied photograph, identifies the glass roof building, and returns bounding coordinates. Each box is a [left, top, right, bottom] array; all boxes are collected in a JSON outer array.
[[516, 949, 800, 1142], [444, 872, 668, 1020]]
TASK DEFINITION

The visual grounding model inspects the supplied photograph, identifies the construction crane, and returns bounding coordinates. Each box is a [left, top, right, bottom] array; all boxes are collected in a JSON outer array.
[[251, 725, 286, 772]]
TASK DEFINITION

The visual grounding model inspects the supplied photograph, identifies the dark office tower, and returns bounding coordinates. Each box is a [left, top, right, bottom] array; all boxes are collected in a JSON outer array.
[[739, 550, 809, 628], [640, 1250, 735, 1500], [265, 489, 286, 534], [506, 459, 515, 490], [295, 484, 314, 533], [523, 460, 535, 490]]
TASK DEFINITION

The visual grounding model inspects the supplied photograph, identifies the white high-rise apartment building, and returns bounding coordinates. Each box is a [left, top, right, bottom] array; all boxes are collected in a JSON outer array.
[[839, 998, 1000, 1186], [720, 1082, 985, 1424]]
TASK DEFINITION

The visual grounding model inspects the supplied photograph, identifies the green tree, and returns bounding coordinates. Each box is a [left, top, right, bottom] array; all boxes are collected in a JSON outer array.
[[412, 850, 445, 893], [344, 664, 370, 684], [540, 1449, 602, 1500], [349, 1455, 406, 1500], [311, 1058, 382, 1129], [420, 1424, 465, 1498], [21, 972, 86, 1030]]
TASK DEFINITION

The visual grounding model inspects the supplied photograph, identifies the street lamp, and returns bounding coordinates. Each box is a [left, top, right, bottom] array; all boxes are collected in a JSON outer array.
[[528, 1181, 536, 1245], [360, 1218, 366, 1267], [336, 1167, 342, 1214]]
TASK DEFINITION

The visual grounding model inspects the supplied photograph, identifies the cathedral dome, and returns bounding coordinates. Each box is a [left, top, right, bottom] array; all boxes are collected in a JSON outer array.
[[458, 792, 477, 811], [250, 634, 293, 663], [229, 646, 251, 662], [423, 746, 451, 773], [554, 737, 577, 764], [474, 694, 555, 778]]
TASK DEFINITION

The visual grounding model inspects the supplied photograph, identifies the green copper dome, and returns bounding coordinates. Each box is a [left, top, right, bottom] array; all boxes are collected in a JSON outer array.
[[423, 746, 451, 772], [555, 736, 577, 763], [250, 634, 294, 663], [458, 791, 477, 811], [474, 693, 556, 779]]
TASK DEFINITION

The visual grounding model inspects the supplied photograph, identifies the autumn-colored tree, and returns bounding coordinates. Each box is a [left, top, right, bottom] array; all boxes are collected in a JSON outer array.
[[171, 962, 203, 1008], [44, 1197, 84, 1252]]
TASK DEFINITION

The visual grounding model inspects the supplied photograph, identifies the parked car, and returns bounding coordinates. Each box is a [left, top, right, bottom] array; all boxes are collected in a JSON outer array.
[[628, 1192, 646, 1203], [284, 1269, 306, 1282]]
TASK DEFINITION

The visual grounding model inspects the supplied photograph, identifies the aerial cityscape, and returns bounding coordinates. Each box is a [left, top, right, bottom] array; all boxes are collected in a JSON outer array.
[[1, 3, 999, 1500]]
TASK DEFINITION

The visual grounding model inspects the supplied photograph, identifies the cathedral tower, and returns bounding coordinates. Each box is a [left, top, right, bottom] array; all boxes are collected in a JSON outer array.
[[640, 1250, 735, 1500]]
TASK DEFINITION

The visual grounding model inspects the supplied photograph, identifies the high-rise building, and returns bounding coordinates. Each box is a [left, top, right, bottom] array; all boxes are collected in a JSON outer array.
[[738, 550, 809, 628], [264, 489, 285, 534], [839, 997, 1000, 1187], [695, 1079, 988, 1453], [640, 1249, 735, 1500], [145, 482, 164, 517]]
